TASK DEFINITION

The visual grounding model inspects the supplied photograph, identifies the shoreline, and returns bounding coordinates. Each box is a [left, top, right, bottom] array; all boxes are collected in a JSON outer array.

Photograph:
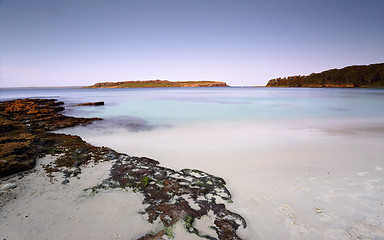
[[0, 98, 246, 239], [58, 112, 384, 239]]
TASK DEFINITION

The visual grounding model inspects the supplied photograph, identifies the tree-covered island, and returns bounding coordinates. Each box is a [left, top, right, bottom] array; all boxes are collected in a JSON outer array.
[[266, 63, 384, 88], [86, 80, 228, 88]]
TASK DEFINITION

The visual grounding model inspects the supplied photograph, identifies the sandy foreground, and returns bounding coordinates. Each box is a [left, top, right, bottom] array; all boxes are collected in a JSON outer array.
[[1, 118, 384, 240], [56, 118, 384, 239], [0, 156, 163, 240], [0, 157, 230, 240]]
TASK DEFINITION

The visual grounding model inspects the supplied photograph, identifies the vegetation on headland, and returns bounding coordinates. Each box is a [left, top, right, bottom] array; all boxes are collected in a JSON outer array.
[[86, 80, 229, 88], [266, 63, 384, 88]]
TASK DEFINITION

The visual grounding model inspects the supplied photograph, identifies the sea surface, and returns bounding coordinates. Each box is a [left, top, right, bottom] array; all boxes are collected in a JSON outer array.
[[2, 87, 384, 122], [2, 87, 384, 239]]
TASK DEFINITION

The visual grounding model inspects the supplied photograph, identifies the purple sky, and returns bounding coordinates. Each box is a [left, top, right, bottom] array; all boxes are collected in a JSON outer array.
[[1, 0, 383, 87]]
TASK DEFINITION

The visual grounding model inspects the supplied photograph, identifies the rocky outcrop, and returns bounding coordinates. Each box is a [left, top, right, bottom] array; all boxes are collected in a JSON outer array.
[[0, 99, 102, 177], [73, 101, 104, 107], [87, 156, 246, 239]]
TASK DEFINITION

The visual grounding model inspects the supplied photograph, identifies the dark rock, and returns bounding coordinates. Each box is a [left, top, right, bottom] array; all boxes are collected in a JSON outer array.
[[73, 101, 104, 107], [87, 156, 247, 239], [137, 230, 166, 240], [0, 98, 102, 178]]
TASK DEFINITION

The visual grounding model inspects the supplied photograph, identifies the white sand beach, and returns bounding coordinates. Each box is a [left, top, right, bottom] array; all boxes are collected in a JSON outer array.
[[54, 118, 384, 239], [0, 156, 162, 240]]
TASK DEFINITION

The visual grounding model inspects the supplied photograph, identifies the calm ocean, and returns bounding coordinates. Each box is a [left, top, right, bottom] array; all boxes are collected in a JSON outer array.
[[2, 87, 384, 124]]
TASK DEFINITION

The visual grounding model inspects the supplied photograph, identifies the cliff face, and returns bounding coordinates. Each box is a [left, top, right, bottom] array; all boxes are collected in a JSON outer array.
[[266, 63, 384, 88], [87, 80, 229, 88]]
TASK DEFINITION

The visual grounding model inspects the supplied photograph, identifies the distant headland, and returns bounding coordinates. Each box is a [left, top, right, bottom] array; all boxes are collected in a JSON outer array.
[[86, 80, 229, 88], [266, 63, 384, 88]]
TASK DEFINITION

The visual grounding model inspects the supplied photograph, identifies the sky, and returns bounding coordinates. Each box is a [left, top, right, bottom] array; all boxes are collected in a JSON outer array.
[[0, 0, 383, 87]]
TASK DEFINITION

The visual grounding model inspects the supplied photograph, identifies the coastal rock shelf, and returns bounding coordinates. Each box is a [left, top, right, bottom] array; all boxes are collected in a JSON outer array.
[[87, 155, 246, 239], [0, 98, 102, 177], [0, 98, 246, 239]]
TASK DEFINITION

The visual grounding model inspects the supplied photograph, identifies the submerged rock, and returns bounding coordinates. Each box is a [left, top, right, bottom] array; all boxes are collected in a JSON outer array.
[[73, 101, 104, 107]]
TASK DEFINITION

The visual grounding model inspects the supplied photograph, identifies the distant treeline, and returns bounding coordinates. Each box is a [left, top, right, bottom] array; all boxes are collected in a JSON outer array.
[[86, 80, 228, 88], [266, 63, 384, 88]]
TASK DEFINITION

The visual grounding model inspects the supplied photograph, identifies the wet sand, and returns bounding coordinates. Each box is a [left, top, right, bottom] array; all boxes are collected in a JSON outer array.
[[56, 118, 384, 239], [2, 118, 384, 239]]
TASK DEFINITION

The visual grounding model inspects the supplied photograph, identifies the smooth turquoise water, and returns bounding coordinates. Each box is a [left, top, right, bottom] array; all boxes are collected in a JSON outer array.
[[2, 87, 384, 125]]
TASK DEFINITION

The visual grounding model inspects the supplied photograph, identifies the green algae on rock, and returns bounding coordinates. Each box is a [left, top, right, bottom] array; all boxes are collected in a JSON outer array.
[[86, 156, 246, 239]]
